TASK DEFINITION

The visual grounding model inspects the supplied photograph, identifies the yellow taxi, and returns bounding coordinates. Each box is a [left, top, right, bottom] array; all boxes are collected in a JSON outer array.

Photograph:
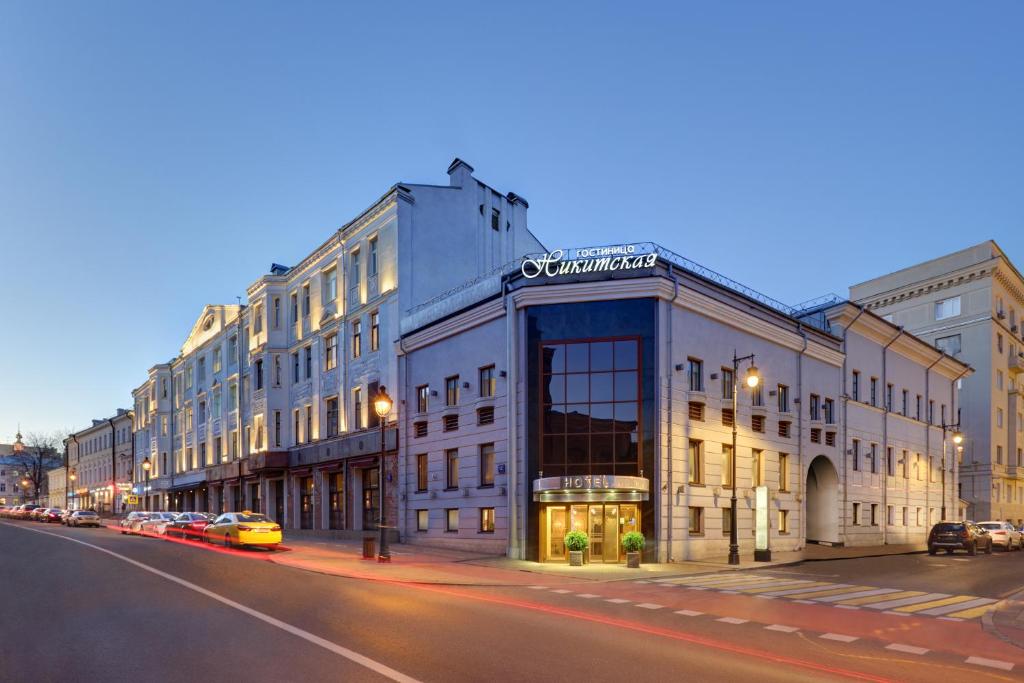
[[204, 511, 282, 549]]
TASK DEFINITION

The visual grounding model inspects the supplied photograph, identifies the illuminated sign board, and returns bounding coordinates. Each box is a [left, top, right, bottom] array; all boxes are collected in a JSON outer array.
[[521, 244, 657, 279]]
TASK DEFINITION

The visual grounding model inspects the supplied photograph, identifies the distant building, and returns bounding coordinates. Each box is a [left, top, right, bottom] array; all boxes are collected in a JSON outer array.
[[66, 411, 134, 513], [852, 241, 1022, 523]]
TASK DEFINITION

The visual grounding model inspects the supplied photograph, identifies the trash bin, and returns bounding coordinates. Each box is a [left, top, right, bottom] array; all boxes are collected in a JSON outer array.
[[362, 536, 376, 559]]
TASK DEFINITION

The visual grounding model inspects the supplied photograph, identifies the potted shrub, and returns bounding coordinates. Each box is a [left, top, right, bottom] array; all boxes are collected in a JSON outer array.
[[622, 531, 645, 568], [564, 530, 589, 566]]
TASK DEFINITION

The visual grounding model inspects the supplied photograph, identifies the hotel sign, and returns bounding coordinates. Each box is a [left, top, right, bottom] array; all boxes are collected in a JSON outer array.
[[532, 475, 649, 501], [521, 244, 657, 279]]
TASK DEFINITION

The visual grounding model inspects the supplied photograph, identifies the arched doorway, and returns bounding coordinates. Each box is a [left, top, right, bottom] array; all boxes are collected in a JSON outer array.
[[806, 455, 840, 545]]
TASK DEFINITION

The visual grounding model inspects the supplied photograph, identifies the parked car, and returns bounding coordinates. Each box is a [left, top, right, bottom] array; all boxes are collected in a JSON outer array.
[[165, 512, 214, 541], [61, 509, 76, 525], [120, 511, 153, 534], [68, 510, 101, 527], [928, 521, 993, 555], [977, 521, 1022, 550], [40, 508, 64, 523], [204, 512, 282, 549], [139, 512, 177, 536], [31, 507, 51, 521], [19, 505, 40, 519]]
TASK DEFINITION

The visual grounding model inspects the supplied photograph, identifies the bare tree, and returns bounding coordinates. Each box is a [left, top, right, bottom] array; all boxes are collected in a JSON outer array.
[[10, 431, 64, 503]]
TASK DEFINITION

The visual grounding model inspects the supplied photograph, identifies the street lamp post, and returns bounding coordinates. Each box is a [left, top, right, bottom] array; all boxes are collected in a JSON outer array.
[[142, 457, 152, 511], [68, 469, 77, 510], [729, 351, 760, 566], [374, 386, 393, 562], [940, 423, 963, 521]]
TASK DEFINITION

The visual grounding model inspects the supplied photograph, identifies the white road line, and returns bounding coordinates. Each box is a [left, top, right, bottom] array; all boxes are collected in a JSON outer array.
[[719, 590, 740, 595], [937, 616, 963, 622], [885, 643, 929, 655], [754, 595, 776, 600], [764, 624, 799, 633], [635, 603, 663, 610], [576, 593, 600, 599], [633, 580, 651, 584], [716, 617, 748, 624], [834, 605, 860, 610], [550, 589, 572, 594], [3, 523, 420, 683], [764, 583, 853, 597], [793, 599, 816, 604], [820, 633, 858, 643], [883, 611, 911, 617], [815, 588, 900, 603], [686, 586, 709, 591], [865, 593, 950, 611], [605, 598, 631, 604], [966, 656, 1014, 672], [918, 597, 995, 616], [528, 585, 548, 590], [675, 609, 703, 617]]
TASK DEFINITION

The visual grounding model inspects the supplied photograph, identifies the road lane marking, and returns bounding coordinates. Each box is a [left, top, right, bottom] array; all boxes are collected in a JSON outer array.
[[966, 656, 1014, 671], [943, 604, 996, 619], [760, 582, 837, 596], [528, 585, 548, 590], [833, 605, 860, 610], [576, 593, 600, 599], [820, 633, 858, 643], [885, 644, 928, 655], [674, 609, 703, 617], [776, 585, 871, 599], [3, 523, 421, 683], [734, 580, 817, 594], [716, 617, 748, 624], [892, 594, 977, 613], [865, 593, 949, 611], [605, 598, 630, 604], [835, 590, 920, 606], [916, 597, 995, 616], [675, 575, 766, 587], [635, 603, 663, 610], [550, 589, 572, 594], [765, 624, 799, 633], [815, 588, 901, 603]]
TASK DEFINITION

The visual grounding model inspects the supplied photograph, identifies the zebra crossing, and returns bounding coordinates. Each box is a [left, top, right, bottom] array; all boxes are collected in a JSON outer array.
[[654, 572, 998, 620]]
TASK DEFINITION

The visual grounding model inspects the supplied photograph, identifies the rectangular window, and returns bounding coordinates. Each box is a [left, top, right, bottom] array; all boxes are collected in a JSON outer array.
[[370, 311, 380, 351], [304, 346, 312, 379], [751, 384, 764, 407], [254, 359, 264, 391], [997, 370, 1004, 391], [369, 236, 378, 276], [688, 439, 704, 484], [414, 421, 428, 438], [778, 420, 791, 438], [291, 352, 300, 383], [274, 411, 282, 447], [779, 453, 789, 491], [887, 505, 894, 526], [305, 406, 313, 442], [688, 358, 703, 392], [853, 502, 861, 526], [722, 444, 733, 488], [273, 297, 281, 329], [352, 321, 362, 358], [443, 414, 459, 432], [852, 439, 860, 471], [416, 454, 428, 492], [323, 267, 337, 304], [416, 510, 428, 532], [480, 508, 495, 533], [350, 250, 361, 289], [722, 507, 732, 535], [291, 293, 298, 323], [851, 371, 860, 401], [810, 428, 821, 444], [751, 415, 765, 433], [752, 449, 763, 486], [721, 368, 734, 400], [324, 334, 338, 371], [871, 503, 879, 526], [446, 376, 460, 406], [824, 398, 834, 424], [887, 447, 894, 476], [491, 207, 500, 231], [477, 406, 494, 425], [253, 304, 263, 334], [935, 334, 961, 356], [825, 431, 836, 447], [870, 378, 878, 407], [325, 398, 338, 438], [446, 508, 458, 533], [479, 365, 496, 398], [870, 443, 878, 473], [778, 509, 789, 534], [721, 407, 734, 427], [688, 507, 704, 535], [928, 400, 935, 424], [809, 394, 820, 420], [997, 445, 1004, 465], [886, 383, 893, 411], [480, 443, 495, 487], [778, 384, 789, 412], [353, 388, 362, 430], [916, 395, 922, 420], [416, 385, 429, 413], [212, 346, 222, 373], [901, 390, 908, 415], [446, 449, 459, 489], [935, 296, 961, 320], [294, 410, 302, 444], [302, 284, 310, 317], [689, 401, 705, 422]]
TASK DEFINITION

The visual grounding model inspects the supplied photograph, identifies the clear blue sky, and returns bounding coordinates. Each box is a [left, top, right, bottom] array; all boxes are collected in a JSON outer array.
[[1, 2, 1021, 439]]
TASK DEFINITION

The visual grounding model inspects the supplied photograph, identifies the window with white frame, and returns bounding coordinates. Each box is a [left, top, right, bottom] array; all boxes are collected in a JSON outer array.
[[935, 296, 961, 321]]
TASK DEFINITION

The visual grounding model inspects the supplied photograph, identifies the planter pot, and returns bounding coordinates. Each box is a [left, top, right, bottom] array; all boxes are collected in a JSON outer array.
[[569, 550, 584, 566], [626, 552, 641, 568]]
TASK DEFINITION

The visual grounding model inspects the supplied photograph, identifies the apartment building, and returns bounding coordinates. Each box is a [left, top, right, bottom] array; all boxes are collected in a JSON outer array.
[[131, 159, 544, 535], [66, 410, 134, 513], [851, 241, 1022, 522], [398, 243, 969, 562]]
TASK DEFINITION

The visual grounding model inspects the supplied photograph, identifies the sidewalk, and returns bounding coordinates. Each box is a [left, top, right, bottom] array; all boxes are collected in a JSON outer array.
[[985, 587, 1024, 650], [267, 537, 928, 586]]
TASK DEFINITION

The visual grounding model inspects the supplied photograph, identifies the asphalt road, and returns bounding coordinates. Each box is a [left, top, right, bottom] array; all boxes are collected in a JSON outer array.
[[1, 521, 1019, 683]]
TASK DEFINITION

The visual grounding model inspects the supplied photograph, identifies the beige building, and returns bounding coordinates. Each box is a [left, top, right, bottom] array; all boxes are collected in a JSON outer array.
[[851, 240, 1023, 523], [67, 410, 134, 513]]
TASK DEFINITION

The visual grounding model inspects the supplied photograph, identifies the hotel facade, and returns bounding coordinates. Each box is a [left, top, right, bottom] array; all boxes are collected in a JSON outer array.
[[114, 159, 975, 563]]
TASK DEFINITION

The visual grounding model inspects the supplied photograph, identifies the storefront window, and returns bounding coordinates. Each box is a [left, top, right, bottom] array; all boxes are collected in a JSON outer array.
[[541, 338, 640, 476]]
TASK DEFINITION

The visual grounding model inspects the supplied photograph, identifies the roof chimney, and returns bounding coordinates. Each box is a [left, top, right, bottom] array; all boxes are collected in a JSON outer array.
[[447, 158, 474, 187]]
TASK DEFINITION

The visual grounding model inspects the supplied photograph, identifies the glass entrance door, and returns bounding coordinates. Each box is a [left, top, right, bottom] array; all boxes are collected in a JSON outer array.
[[540, 503, 641, 563]]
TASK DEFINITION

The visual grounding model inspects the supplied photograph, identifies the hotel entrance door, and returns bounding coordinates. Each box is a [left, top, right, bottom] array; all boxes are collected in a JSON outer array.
[[540, 503, 639, 563]]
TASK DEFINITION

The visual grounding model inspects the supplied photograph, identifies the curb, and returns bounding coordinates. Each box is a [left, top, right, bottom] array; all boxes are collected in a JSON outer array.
[[983, 588, 1024, 651]]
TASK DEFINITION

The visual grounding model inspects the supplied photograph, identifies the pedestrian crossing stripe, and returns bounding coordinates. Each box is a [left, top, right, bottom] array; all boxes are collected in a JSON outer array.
[[733, 580, 819, 594], [893, 594, 981, 613], [780, 585, 874, 599], [836, 590, 921, 606], [676, 575, 767, 587], [944, 603, 997, 619]]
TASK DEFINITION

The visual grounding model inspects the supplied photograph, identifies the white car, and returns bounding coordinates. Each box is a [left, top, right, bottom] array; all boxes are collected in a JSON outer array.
[[69, 510, 102, 528], [978, 521, 1022, 550], [139, 512, 178, 536]]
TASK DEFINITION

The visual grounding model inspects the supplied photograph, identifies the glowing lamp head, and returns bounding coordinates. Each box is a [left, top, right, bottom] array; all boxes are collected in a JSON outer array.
[[745, 365, 760, 389], [142, 457, 151, 472], [69, 470, 76, 482], [374, 386, 393, 418], [952, 431, 964, 445]]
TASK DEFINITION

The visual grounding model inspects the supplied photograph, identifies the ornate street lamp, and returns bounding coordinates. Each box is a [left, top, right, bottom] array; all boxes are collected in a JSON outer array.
[[729, 352, 760, 566], [142, 457, 152, 511], [374, 386, 393, 562], [941, 422, 964, 520], [69, 469, 77, 510]]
